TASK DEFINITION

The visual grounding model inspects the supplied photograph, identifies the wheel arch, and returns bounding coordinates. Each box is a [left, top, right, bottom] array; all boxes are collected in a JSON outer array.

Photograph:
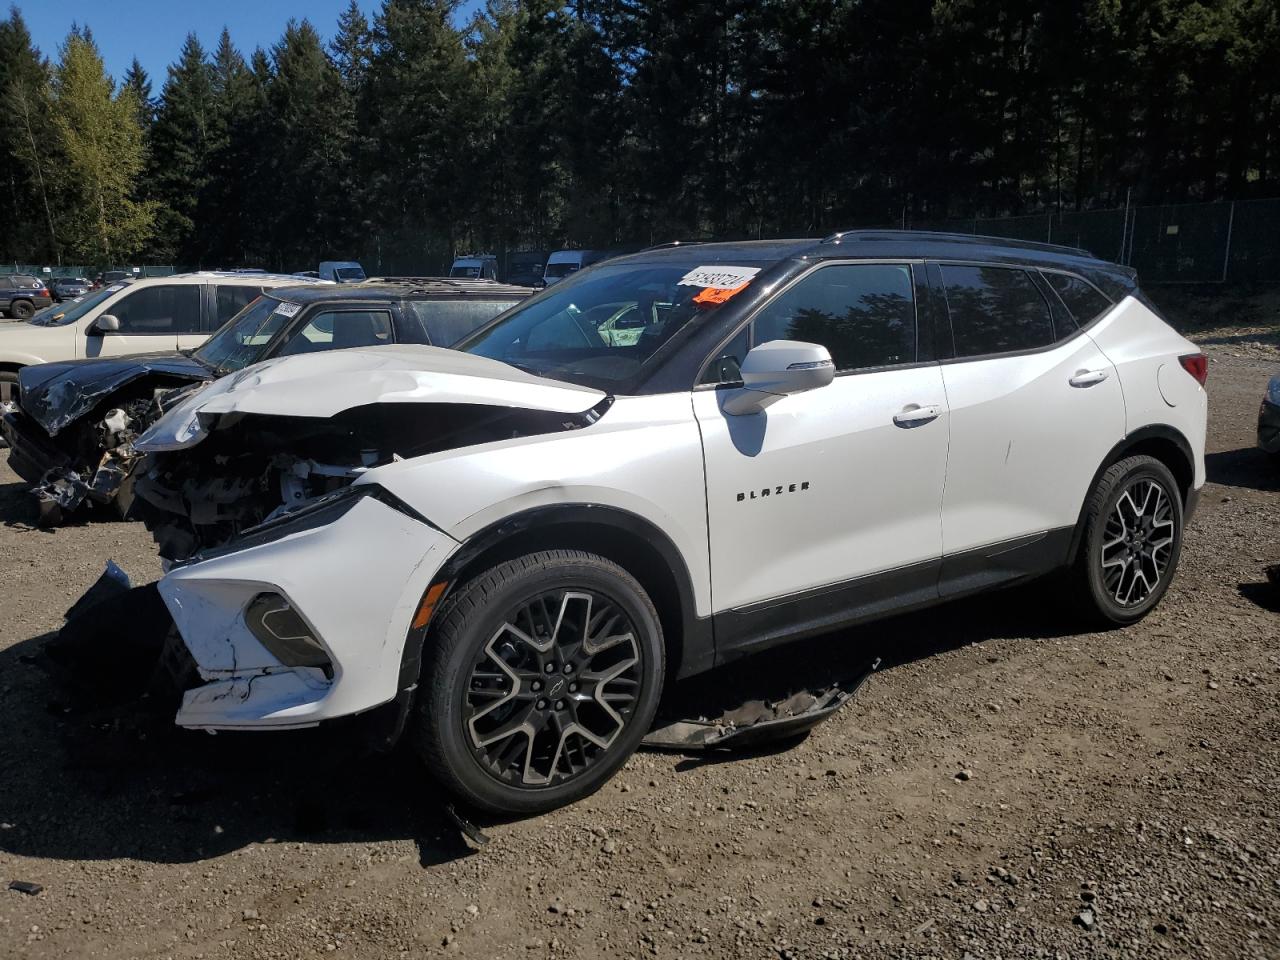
[[1067, 424, 1195, 565], [398, 504, 714, 699]]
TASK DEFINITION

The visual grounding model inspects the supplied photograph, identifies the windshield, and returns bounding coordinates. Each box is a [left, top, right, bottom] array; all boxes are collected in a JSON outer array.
[[455, 260, 766, 391], [193, 296, 292, 373], [28, 282, 130, 326], [545, 262, 578, 279], [450, 266, 482, 278], [335, 267, 366, 281]]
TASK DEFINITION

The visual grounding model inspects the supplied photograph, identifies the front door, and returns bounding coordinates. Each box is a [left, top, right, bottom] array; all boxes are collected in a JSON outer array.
[[693, 261, 950, 653], [84, 282, 203, 358]]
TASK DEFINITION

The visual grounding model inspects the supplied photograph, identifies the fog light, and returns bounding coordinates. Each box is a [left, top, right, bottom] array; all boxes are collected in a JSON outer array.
[[244, 592, 332, 674]]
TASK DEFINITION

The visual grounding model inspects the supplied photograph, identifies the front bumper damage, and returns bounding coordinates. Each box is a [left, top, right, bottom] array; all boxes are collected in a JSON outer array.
[[158, 487, 458, 730], [2, 405, 145, 524]]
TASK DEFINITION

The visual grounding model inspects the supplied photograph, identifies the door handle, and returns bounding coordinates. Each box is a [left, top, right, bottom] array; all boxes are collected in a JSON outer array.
[[1069, 369, 1109, 387], [893, 403, 941, 427]]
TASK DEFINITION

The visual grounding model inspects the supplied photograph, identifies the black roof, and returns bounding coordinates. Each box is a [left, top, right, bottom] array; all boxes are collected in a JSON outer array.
[[273, 278, 533, 305], [611, 230, 1128, 276]]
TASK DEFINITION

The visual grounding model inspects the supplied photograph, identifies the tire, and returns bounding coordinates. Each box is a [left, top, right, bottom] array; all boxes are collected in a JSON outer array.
[[9, 299, 33, 320], [416, 549, 665, 815], [1072, 455, 1184, 626]]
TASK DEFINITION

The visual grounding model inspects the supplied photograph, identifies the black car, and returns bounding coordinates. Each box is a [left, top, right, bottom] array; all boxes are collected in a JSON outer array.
[[0, 274, 53, 319], [51, 277, 91, 302], [1, 279, 530, 523]]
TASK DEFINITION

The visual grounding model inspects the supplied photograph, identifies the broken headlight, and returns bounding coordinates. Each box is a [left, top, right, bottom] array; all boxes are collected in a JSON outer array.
[[244, 592, 333, 675], [184, 482, 442, 566]]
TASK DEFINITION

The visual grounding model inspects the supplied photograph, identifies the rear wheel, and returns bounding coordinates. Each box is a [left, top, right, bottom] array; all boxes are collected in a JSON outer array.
[[1073, 455, 1183, 625], [416, 549, 664, 815], [9, 299, 33, 320]]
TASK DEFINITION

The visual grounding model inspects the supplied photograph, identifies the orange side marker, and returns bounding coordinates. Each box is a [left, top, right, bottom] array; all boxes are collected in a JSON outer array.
[[412, 581, 449, 630]]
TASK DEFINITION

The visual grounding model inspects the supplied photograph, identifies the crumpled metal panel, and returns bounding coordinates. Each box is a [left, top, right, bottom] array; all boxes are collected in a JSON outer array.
[[18, 352, 210, 437]]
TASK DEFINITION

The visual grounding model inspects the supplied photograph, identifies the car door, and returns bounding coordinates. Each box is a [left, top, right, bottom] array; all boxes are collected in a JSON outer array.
[[931, 262, 1125, 592], [84, 282, 203, 358], [693, 261, 950, 648]]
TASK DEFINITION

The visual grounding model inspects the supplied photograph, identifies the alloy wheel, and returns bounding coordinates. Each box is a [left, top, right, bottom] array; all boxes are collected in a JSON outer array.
[[1099, 477, 1176, 606], [465, 589, 643, 787]]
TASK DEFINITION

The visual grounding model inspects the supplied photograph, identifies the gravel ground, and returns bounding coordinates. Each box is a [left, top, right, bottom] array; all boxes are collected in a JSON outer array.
[[0, 292, 1277, 960]]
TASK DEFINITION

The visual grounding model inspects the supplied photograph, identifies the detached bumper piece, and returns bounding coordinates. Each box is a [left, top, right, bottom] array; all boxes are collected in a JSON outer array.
[[642, 657, 881, 751]]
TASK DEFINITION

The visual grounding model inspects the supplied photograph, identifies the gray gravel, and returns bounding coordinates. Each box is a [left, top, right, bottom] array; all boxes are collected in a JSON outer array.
[[0, 311, 1276, 960]]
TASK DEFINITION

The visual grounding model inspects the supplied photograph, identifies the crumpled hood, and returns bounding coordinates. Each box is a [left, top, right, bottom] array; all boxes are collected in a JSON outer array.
[[134, 344, 607, 452], [18, 352, 212, 437]]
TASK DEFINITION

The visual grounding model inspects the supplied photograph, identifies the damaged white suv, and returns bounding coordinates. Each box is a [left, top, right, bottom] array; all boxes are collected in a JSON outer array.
[[133, 233, 1208, 814]]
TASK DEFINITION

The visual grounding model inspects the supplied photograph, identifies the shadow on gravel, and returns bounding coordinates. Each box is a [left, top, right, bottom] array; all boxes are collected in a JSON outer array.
[[0, 478, 39, 528], [0, 582, 1074, 868], [657, 581, 1080, 765], [1206, 447, 1280, 493], [0, 634, 477, 869]]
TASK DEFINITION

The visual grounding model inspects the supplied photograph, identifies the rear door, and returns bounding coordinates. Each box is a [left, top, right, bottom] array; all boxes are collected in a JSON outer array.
[[84, 282, 203, 357], [204, 283, 266, 343], [694, 261, 950, 638], [932, 262, 1124, 589]]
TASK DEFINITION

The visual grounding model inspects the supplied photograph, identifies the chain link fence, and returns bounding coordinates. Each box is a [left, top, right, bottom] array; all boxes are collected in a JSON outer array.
[[907, 198, 1279, 284], [0, 264, 177, 280]]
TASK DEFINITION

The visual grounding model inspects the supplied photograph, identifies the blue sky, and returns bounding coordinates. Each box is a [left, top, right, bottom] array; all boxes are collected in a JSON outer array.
[[22, 1, 485, 89]]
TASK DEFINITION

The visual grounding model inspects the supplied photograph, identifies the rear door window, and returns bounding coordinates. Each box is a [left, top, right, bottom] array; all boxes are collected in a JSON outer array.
[[940, 265, 1055, 358], [750, 262, 917, 372], [276, 309, 394, 357], [213, 285, 264, 331], [110, 284, 202, 335]]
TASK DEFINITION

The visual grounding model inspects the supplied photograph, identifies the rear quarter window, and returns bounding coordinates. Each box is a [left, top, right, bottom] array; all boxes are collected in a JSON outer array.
[[1042, 271, 1113, 327], [409, 299, 520, 346]]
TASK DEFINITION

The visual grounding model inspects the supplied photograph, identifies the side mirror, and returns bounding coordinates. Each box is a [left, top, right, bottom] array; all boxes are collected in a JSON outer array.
[[90, 314, 120, 335], [721, 340, 835, 416]]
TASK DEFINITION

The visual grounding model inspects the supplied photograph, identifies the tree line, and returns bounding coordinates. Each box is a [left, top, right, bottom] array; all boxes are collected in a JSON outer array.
[[1, 0, 1276, 272]]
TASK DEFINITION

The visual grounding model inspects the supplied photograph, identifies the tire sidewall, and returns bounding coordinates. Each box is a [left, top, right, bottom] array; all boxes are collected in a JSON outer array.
[[1084, 458, 1183, 624], [10, 300, 32, 320], [425, 555, 665, 815]]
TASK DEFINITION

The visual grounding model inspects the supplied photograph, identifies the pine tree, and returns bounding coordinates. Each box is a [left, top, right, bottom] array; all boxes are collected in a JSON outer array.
[[121, 56, 155, 130], [49, 30, 156, 262], [148, 34, 217, 261], [365, 0, 476, 268], [0, 6, 60, 262], [260, 19, 356, 268]]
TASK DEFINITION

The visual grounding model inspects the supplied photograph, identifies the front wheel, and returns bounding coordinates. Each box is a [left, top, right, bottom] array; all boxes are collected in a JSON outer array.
[[1073, 455, 1184, 625], [415, 549, 665, 815]]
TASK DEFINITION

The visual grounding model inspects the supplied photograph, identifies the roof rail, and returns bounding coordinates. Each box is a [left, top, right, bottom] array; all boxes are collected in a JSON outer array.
[[821, 228, 1092, 259], [640, 239, 712, 252]]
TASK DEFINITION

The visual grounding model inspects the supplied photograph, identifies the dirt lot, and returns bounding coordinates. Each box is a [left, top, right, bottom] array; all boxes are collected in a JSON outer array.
[[1, 288, 1277, 960]]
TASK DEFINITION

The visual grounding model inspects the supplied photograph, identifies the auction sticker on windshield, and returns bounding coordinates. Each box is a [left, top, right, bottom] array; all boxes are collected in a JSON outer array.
[[274, 302, 301, 317], [677, 265, 760, 290]]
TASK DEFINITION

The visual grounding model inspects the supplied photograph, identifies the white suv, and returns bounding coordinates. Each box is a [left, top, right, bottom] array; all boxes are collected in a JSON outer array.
[[0, 272, 316, 405], [133, 233, 1208, 814]]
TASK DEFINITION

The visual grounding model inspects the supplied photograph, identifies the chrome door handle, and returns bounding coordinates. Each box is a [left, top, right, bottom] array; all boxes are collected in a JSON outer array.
[[1069, 369, 1109, 387], [893, 403, 941, 426]]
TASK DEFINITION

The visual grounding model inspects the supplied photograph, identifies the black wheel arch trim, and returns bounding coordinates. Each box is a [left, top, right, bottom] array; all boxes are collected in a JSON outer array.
[[1068, 424, 1196, 565], [396, 502, 713, 698]]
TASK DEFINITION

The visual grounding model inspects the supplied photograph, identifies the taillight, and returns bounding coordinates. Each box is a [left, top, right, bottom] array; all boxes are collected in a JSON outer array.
[[1178, 353, 1208, 387]]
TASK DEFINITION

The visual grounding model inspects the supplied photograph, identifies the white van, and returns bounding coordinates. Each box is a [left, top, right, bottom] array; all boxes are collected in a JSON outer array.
[[449, 256, 498, 281], [319, 261, 367, 283], [543, 249, 608, 285]]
